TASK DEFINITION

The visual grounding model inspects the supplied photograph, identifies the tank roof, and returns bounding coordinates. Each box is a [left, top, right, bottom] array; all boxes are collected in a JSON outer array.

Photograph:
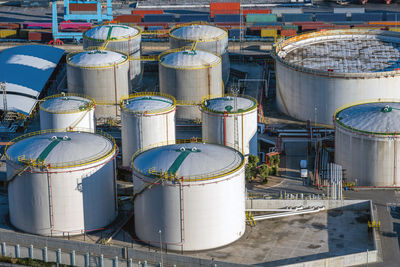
[[121, 95, 175, 114], [132, 143, 244, 181], [276, 30, 400, 73], [335, 102, 400, 135], [160, 50, 220, 68], [84, 24, 140, 40], [40, 94, 94, 113], [67, 50, 127, 67], [202, 95, 257, 114], [170, 24, 227, 41], [6, 131, 115, 168]]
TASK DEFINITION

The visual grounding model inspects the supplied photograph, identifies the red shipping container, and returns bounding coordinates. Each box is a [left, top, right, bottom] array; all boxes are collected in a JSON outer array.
[[242, 9, 271, 17], [132, 9, 163, 18], [280, 29, 297, 37], [0, 23, 20, 29], [28, 32, 52, 42], [210, 2, 240, 17], [115, 15, 142, 23], [69, 3, 97, 12], [136, 22, 169, 29]]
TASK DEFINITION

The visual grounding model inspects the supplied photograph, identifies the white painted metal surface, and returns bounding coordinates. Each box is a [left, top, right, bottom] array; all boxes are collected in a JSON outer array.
[[66, 50, 130, 119], [132, 143, 245, 251], [39, 94, 96, 133], [159, 49, 223, 121], [201, 95, 258, 156], [120, 93, 176, 166], [6, 131, 118, 236], [335, 101, 400, 186], [274, 29, 400, 125], [83, 24, 142, 90], [169, 24, 230, 84]]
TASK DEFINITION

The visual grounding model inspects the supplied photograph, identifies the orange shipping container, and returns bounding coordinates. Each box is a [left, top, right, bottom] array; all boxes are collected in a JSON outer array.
[[210, 2, 240, 17], [242, 9, 271, 17], [369, 21, 400, 26], [115, 15, 142, 23], [69, 3, 97, 12], [132, 9, 163, 18], [280, 29, 297, 37]]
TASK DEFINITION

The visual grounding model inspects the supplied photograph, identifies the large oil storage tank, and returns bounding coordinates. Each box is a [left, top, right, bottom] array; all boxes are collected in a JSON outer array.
[[66, 49, 130, 119], [169, 24, 230, 84], [201, 95, 258, 157], [273, 29, 400, 126], [335, 101, 400, 187], [159, 49, 223, 121], [39, 94, 96, 133], [83, 24, 143, 90], [120, 93, 176, 167], [5, 130, 117, 236], [132, 142, 245, 251]]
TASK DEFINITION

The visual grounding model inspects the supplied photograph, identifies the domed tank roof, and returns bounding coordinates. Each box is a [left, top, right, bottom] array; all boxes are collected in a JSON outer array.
[[170, 24, 227, 41], [132, 143, 244, 181], [202, 96, 257, 114], [121, 94, 175, 114], [335, 102, 400, 134], [160, 50, 220, 68], [6, 131, 115, 168], [67, 50, 127, 67], [40, 94, 94, 113], [84, 24, 140, 41]]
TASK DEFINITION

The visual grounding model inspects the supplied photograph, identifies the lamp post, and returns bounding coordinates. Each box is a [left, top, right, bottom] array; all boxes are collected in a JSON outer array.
[[158, 229, 163, 267]]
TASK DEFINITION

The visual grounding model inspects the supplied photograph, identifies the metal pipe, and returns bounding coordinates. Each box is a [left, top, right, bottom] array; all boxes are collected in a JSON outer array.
[[252, 207, 325, 221]]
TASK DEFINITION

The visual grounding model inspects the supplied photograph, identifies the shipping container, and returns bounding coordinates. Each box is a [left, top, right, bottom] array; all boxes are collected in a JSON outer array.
[[0, 29, 17, 38], [389, 27, 400, 32], [69, 3, 97, 12], [115, 14, 142, 23], [315, 13, 347, 22], [261, 28, 278, 38], [282, 25, 299, 30], [250, 25, 282, 31], [351, 13, 383, 22], [21, 0, 49, 7], [386, 13, 400, 21], [333, 8, 365, 14], [214, 14, 242, 23], [179, 14, 210, 23], [246, 14, 277, 23], [229, 29, 245, 39], [0, 23, 20, 29], [132, 9, 163, 18], [28, 31, 52, 42], [210, 2, 240, 17], [23, 23, 52, 29], [243, 9, 271, 16], [144, 14, 175, 23], [282, 13, 313, 22], [271, 8, 303, 15], [369, 21, 400, 26], [136, 22, 169, 29], [280, 29, 297, 37], [60, 22, 92, 30]]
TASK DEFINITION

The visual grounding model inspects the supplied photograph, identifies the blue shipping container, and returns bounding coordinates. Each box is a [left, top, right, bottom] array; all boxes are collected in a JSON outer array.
[[179, 14, 210, 22], [229, 29, 245, 38], [315, 13, 347, 22], [214, 14, 242, 23], [385, 13, 400, 21], [351, 13, 383, 22], [282, 13, 313, 22], [143, 14, 175, 23]]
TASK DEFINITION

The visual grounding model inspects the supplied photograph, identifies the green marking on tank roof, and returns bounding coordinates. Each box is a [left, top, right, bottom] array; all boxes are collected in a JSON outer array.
[[37, 137, 71, 163], [167, 148, 201, 175], [106, 25, 130, 40]]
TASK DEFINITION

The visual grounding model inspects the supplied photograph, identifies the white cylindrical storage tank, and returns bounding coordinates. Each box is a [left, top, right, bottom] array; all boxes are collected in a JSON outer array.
[[132, 142, 245, 251], [159, 49, 223, 121], [169, 24, 230, 85], [83, 24, 143, 90], [273, 29, 400, 126], [66, 50, 130, 120], [335, 101, 400, 187], [120, 93, 176, 167], [39, 94, 96, 133], [5, 130, 118, 236], [201, 95, 258, 157]]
